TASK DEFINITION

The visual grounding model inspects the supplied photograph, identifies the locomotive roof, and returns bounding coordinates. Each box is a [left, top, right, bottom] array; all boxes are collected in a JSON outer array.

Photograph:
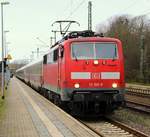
[[51, 30, 121, 48], [63, 37, 121, 44]]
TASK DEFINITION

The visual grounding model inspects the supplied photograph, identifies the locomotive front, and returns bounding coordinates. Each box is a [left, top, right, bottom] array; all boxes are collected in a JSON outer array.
[[62, 36, 125, 115]]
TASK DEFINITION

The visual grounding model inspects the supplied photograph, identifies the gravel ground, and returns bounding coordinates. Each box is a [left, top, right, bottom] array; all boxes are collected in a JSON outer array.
[[110, 108, 150, 136]]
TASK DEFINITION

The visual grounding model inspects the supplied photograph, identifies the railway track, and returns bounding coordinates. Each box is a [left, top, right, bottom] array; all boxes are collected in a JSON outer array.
[[125, 86, 150, 113], [126, 83, 150, 96], [126, 84, 150, 90], [126, 101, 150, 114], [126, 88, 150, 98], [80, 117, 149, 137]]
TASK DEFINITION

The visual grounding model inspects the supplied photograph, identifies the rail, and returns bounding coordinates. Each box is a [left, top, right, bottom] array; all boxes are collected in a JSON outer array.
[[126, 88, 150, 97], [125, 87, 150, 113], [126, 101, 150, 114], [79, 117, 149, 137]]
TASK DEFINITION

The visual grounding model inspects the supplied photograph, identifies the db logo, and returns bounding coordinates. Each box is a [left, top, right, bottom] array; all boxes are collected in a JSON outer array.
[[91, 73, 100, 79]]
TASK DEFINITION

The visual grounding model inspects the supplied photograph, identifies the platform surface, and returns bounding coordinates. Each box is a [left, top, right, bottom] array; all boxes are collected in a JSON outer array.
[[0, 78, 100, 137]]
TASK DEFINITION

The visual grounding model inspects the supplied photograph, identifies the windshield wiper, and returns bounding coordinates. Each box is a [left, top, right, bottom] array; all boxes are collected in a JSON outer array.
[[112, 46, 117, 61], [73, 51, 78, 61]]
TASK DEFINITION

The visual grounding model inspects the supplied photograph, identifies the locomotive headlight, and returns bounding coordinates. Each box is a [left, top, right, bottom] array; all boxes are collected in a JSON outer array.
[[112, 83, 117, 88], [94, 60, 99, 65], [74, 83, 80, 88]]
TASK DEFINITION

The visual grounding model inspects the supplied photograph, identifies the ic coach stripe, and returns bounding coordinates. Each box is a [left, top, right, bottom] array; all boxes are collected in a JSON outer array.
[[71, 72, 91, 79]]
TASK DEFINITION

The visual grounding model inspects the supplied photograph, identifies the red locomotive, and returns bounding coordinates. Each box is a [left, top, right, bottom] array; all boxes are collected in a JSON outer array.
[[16, 30, 125, 115]]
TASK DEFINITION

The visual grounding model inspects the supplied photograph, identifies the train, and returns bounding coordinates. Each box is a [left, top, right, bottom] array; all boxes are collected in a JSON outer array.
[[16, 30, 125, 116]]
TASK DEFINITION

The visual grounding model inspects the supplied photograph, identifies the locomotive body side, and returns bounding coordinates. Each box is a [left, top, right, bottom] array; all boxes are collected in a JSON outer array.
[[42, 45, 66, 97]]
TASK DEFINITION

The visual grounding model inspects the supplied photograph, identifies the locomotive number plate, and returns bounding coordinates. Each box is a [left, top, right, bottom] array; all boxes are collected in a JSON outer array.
[[89, 82, 103, 87]]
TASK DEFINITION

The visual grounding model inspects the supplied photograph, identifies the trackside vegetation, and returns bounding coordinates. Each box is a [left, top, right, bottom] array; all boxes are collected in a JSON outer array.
[[97, 15, 150, 83]]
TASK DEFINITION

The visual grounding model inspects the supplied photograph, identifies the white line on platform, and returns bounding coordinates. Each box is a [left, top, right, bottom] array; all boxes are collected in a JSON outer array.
[[16, 80, 64, 137]]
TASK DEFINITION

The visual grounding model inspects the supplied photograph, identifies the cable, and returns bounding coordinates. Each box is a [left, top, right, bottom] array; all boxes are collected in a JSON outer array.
[[59, 1, 73, 19], [119, 0, 138, 13], [143, 11, 150, 15], [123, 1, 150, 16], [66, 0, 87, 19], [139, 8, 150, 15]]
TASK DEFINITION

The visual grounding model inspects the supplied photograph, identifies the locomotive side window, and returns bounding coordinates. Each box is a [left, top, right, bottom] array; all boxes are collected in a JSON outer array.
[[47, 52, 53, 64], [43, 55, 47, 64], [59, 46, 64, 58], [53, 48, 58, 62]]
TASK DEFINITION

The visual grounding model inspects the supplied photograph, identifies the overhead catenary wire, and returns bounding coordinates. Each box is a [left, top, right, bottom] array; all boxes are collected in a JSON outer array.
[[133, 8, 150, 18], [58, 0, 73, 20], [52, 0, 85, 40], [122, 0, 150, 17], [139, 8, 150, 15], [92, 0, 139, 28], [119, 0, 138, 13], [66, 0, 87, 20]]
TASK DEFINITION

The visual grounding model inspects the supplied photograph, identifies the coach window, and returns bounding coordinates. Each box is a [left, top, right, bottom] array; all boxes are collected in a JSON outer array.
[[53, 48, 58, 62], [43, 55, 47, 64]]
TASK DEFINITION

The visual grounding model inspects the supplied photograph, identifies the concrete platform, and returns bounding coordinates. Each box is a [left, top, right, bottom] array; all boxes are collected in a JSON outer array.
[[0, 78, 100, 137]]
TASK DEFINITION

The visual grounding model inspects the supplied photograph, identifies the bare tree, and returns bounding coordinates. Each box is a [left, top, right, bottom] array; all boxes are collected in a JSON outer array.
[[97, 15, 150, 83]]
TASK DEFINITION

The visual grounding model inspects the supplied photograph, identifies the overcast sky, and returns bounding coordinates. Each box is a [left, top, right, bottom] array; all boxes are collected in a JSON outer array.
[[1, 0, 150, 61]]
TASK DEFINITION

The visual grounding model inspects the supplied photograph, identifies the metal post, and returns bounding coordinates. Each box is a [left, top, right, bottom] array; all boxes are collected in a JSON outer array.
[[32, 51, 34, 61], [139, 35, 144, 81], [54, 31, 56, 43], [50, 37, 53, 47], [88, 1, 92, 30], [1, 2, 9, 99], [1, 3, 4, 99], [4, 30, 9, 58], [36, 37, 49, 47], [51, 30, 58, 44], [37, 48, 39, 58]]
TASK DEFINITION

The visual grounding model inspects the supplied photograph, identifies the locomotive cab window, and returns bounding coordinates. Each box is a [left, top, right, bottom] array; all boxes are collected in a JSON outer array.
[[71, 42, 118, 60]]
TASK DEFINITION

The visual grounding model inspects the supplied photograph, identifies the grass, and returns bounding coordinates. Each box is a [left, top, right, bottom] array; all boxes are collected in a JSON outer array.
[[111, 108, 150, 135], [0, 87, 8, 119], [127, 81, 150, 86], [115, 109, 150, 126], [0, 96, 5, 119], [130, 82, 150, 86]]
